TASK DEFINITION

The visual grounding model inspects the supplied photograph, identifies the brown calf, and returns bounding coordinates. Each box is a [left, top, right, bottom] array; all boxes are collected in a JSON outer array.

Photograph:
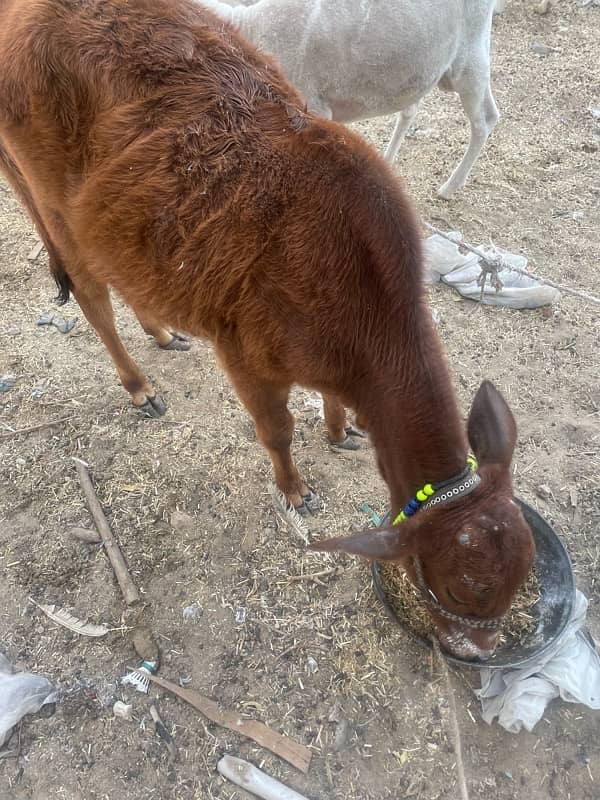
[[0, 0, 534, 659]]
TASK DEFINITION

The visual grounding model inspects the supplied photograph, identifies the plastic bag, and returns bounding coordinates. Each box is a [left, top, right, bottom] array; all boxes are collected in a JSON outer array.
[[0, 652, 58, 747], [423, 233, 560, 309], [476, 591, 600, 733]]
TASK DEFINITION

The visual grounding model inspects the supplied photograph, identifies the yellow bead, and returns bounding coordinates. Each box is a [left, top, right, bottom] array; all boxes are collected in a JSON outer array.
[[416, 489, 427, 502], [394, 511, 406, 524], [467, 455, 478, 472], [424, 484, 435, 496]]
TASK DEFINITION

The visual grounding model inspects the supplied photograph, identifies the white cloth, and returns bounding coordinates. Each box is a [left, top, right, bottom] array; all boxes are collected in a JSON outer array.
[[0, 652, 57, 747], [476, 591, 600, 733], [423, 233, 560, 309]]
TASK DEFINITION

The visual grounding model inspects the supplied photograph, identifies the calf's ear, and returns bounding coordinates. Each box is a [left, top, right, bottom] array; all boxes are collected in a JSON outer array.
[[467, 380, 517, 469], [308, 525, 417, 561]]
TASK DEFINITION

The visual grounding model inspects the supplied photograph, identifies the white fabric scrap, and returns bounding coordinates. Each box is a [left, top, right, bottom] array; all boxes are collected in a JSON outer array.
[[0, 652, 58, 747], [476, 591, 600, 733], [423, 233, 560, 309]]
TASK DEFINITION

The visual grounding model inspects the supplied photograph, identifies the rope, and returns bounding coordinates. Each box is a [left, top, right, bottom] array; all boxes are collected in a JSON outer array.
[[422, 221, 600, 307]]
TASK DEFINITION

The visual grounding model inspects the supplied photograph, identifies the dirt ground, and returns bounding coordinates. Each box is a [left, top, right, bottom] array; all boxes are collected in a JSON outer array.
[[1, 1, 599, 799]]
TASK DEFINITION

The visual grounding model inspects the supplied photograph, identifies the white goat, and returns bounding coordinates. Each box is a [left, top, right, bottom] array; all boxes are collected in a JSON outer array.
[[200, 0, 500, 198]]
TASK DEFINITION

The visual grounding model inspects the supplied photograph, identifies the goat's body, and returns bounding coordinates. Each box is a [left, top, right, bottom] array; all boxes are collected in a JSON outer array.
[[235, 0, 474, 121], [202, 0, 499, 197], [0, 0, 534, 660]]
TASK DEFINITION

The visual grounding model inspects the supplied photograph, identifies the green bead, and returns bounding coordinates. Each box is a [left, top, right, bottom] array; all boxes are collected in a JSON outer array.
[[424, 483, 435, 496], [416, 489, 427, 502]]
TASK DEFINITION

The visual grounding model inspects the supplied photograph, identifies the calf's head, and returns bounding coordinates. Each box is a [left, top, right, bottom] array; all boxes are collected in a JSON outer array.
[[310, 382, 536, 661]]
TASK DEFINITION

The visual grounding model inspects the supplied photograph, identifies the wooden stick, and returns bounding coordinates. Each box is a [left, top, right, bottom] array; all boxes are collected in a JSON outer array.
[[432, 639, 470, 800], [27, 239, 45, 262], [147, 673, 311, 773], [0, 416, 73, 439], [218, 755, 310, 800], [72, 457, 140, 606]]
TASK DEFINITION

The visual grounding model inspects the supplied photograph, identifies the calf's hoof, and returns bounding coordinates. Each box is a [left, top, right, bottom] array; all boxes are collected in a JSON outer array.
[[329, 425, 366, 451], [160, 333, 191, 352], [137, 394, 167, 418], [295, 489, 323, 516], [330, 435, 361, 451]]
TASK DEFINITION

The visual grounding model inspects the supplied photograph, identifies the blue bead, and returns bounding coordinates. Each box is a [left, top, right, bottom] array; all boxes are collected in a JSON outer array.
[[404, 505, 416, 516]]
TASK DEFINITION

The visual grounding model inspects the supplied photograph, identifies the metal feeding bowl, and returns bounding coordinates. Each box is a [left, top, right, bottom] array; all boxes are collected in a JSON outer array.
[[372, 498, 576, 670]]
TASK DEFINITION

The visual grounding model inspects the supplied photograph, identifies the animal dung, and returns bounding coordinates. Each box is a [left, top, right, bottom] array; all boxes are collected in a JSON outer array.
[[378, 563, 540, 646], [132, 625, 160, 663], [69, 526, 102, 543]]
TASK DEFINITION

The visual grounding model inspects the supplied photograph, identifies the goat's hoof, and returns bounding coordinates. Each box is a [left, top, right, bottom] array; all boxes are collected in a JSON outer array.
[[437, 182, 459, 201], [295, 489, 323, 516], [137, 394, 167, 418], [160, 333, 191, 352]]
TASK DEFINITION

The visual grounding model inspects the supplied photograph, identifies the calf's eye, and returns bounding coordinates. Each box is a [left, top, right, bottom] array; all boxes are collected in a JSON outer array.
[[446, 587, 468, 605]]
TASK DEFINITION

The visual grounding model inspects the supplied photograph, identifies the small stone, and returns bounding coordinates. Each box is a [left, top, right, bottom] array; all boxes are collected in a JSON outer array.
[[0, 374, 15, 393], [535, 484, 552, 501], [182, 602, 203, 622], [113, 701, 133, 721], [332, 718, 351, 752], [530, 41, 557, 56], [170, 510, 195, 532], [234, 607, 247, 625], [306, 656, 319, 674]]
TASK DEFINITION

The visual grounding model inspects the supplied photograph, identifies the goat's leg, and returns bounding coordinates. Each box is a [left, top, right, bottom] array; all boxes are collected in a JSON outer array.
[[133, 307, 191, 352], [383, 103, 420, 164], [437, 79, 499, 199], [72, 278, 166, 417], [322, 393, 365, 450]]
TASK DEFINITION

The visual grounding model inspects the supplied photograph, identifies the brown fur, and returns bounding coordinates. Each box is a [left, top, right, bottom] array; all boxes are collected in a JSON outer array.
[[0, 0, 534, 659]]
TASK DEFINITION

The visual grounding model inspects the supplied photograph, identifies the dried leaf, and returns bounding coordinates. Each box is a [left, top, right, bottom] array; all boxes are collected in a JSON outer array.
[[30, 598, 110, 637]]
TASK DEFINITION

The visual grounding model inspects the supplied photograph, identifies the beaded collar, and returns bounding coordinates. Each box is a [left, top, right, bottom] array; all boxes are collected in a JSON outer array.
[[393, 457, 505, 632], [393, 455, 480, 525]]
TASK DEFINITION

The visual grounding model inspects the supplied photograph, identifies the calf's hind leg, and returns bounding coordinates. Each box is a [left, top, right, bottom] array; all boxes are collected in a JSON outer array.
[[322, 393, 365, 450], [72, 278, 166, 417], [133, 307, 191, 352]]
